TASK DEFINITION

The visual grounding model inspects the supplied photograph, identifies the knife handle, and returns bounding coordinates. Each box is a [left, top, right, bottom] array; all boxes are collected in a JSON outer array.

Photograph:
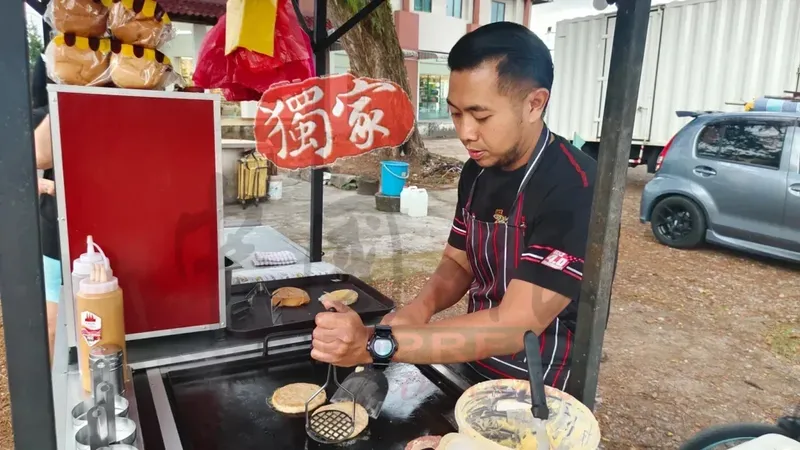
[[523, 330, 549, 421]]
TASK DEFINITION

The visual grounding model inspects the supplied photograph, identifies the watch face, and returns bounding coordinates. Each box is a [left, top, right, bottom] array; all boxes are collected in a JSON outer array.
[[372, 338, 394, 357]]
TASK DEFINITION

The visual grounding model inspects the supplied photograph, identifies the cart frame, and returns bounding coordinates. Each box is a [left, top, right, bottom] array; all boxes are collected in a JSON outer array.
[[0, 0, 651, 447]]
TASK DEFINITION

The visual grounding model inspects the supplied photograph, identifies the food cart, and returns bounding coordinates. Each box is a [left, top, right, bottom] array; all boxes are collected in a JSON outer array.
[[0, 0, 653, 448]]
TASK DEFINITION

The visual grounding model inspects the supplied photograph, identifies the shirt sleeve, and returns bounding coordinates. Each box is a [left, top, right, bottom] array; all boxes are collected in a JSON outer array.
[[513, 185, 592, 300], [446, 161, 474, 251]]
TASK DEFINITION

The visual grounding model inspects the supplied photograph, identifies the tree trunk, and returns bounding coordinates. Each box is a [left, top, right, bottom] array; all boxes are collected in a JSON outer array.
[[327, 0, 429, 163]]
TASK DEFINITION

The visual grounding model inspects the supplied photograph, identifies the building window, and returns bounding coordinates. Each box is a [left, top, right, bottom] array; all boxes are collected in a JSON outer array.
[[415, 0, 432, 12], [491, 1, 506, 22], [418, 74, 451, 121], [446, 0, 462, 18]]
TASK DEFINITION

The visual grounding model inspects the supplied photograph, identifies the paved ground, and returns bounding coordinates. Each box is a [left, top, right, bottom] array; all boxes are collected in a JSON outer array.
[[225, 176, 458, 279], [1, 139, 797, 449]]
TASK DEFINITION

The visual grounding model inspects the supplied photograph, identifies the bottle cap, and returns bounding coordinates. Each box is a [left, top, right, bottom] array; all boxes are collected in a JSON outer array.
[[73, 236, 112, 276]]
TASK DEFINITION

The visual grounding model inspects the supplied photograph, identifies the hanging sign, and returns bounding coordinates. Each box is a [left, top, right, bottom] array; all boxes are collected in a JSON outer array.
[[254, 73, 416, 170]]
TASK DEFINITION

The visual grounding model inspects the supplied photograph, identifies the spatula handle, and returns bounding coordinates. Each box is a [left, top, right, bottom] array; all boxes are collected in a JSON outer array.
[[523, 330, 549, 420]]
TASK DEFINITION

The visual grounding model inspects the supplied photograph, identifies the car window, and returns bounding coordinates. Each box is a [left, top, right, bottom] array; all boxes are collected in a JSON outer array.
[[695, 120, 787, 169]]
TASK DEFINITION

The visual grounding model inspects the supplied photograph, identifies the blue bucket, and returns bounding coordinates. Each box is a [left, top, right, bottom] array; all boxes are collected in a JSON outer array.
[[380, 161, 409, 196]]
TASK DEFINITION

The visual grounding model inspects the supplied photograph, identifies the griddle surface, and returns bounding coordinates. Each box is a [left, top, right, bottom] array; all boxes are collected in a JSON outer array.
[[166, 357, 458, 450], [227, 275, 395, 338]]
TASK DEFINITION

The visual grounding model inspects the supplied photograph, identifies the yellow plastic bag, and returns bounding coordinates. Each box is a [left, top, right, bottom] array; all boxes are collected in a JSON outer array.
[[225, 0, 278, 56]]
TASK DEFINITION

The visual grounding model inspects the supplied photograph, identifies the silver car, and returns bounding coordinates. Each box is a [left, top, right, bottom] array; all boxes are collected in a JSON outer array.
[[639, 111, 800, 263]]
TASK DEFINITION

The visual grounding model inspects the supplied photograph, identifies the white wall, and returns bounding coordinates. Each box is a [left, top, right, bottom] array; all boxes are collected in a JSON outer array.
[[530, 0, 678, 50], [418, 13, 469, 53], [160, 23, 211, 61]]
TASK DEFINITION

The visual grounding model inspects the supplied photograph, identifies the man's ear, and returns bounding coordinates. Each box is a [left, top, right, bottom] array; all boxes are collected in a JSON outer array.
[[526, 88, 550, 123]]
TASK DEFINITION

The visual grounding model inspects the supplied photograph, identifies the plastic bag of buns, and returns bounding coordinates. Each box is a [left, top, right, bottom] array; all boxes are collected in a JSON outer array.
[[108, 0, 174, 48], [109, 42, 184, 90], [45, 0, 110, 38], [44, 33, 113, 86]]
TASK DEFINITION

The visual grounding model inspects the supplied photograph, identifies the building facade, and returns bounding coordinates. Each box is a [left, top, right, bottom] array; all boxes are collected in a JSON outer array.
[[161, 1, 542, 124], [302, 0, 537, 122]]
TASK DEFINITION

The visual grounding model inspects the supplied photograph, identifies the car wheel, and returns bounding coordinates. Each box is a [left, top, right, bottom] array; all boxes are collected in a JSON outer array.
[[650, 196, 706, 248]]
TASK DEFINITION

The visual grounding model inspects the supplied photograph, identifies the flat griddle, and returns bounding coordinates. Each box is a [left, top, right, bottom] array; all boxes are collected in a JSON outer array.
[[162, 350, 463, 450], [226, 274, 395, 338]]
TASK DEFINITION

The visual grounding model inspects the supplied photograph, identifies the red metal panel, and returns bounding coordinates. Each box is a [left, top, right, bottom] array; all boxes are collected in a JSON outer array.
[[57, 91, 220, 335]]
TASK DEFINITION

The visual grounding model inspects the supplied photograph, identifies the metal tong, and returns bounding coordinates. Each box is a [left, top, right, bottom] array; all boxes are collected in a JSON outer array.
[[231, 282, 270, 321], [86, 381, 116, 450], [305, 308, 357, 444]]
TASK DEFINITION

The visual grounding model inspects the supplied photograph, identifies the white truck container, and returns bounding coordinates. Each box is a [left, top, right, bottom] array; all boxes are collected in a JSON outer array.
[[548, 0, 800, 171]]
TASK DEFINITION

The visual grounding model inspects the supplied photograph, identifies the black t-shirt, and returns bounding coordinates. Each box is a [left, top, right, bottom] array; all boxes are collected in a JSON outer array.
[[32, 55, 60, 260], [447, 134, 602, 328]]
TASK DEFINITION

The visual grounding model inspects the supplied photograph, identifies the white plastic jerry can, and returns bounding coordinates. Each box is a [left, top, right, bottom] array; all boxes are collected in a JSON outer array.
[[400, 186, 418, 214], [408, 188, 429, 218]]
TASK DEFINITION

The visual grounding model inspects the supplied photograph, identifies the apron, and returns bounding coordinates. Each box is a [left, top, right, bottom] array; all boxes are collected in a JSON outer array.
[[462, 125, 573, 391]]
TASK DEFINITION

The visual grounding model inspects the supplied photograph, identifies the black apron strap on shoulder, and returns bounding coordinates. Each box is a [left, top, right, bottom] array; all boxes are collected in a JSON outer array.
[[509, 125, 551, 218]]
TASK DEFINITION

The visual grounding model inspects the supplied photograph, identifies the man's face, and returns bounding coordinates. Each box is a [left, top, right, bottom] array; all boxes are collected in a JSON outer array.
[[447, 61, 548, 169]]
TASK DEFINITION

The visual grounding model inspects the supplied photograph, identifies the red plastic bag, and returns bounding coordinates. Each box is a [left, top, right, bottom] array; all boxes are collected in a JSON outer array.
[[192, 0, 315, 101]]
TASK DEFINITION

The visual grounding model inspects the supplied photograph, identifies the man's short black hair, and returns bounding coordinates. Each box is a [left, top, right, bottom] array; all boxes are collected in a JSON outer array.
[[448, 22, 554, 97]]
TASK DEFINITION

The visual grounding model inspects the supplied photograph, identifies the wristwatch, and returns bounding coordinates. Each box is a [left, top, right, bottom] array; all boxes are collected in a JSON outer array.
[[366, 325, 397, 369]]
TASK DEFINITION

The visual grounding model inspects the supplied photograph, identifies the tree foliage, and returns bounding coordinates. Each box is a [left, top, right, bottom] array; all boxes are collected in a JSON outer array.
[[27, 16, 44, 74], [327, 0, 429, 161]]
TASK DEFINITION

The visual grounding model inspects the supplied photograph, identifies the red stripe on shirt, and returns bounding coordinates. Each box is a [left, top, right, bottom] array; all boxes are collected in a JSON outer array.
[[478, 223, 487, 309], [475, 360, 514, 379], [539, 331, 546, 355], [492, 221, 499, 299], [560, 143, 588, 187], [520, 257, 583, 280], [552, 328, 573, 386]]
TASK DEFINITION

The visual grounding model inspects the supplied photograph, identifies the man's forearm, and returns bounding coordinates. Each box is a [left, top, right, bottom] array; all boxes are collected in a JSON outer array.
[[398, 254, 472, 323], [388, 308, 531, 365]]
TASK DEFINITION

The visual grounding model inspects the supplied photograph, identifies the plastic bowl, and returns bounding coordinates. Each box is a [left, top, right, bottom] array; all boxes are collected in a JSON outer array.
[[453, 379, 600, 450]]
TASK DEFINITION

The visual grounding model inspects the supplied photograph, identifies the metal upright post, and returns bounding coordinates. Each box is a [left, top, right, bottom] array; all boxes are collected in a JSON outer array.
[[0, 2, 58, 449], [308, 0, 329, 262], [566, 0, 652, 410]]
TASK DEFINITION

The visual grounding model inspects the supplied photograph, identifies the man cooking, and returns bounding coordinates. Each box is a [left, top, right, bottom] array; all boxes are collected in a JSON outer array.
[[312, 22, 600, 390]]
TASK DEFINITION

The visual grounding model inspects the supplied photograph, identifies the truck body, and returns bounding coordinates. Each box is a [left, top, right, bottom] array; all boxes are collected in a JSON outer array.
[[547, 0, 800, 171]]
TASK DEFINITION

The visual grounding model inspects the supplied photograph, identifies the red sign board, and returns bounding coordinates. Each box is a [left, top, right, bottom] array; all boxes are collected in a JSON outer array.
[[254, 73, 416, 169]]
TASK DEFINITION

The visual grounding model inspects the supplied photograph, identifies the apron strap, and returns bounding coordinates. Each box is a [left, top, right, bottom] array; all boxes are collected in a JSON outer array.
[[463, 123, 550, 216], [464, 169, 484, 212], [509, 125, 550, 219]]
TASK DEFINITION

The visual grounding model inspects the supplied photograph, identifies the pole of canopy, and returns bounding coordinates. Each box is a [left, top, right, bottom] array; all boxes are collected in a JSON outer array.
[[566, 0, 653, 410], [299, 0, 387, 262], [0, 1, 59, 449], [307, 0, 328, 263]]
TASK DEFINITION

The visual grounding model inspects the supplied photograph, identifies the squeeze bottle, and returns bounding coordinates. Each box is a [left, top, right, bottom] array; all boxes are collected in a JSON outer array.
[[76, 263, 127, 393], [71, 235, 112, 300]]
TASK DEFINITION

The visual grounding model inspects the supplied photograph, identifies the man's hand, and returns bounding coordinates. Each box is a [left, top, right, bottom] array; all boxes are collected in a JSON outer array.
[[311, 300, 372, 367], [38, 178, 55, 196]]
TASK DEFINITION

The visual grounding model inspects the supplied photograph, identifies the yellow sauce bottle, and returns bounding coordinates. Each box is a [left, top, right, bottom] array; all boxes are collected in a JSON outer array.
[[76, 263, 128, 393]]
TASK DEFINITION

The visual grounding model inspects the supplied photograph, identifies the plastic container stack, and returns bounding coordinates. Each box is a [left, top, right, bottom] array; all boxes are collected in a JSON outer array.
[[400, 185, 428, 218]]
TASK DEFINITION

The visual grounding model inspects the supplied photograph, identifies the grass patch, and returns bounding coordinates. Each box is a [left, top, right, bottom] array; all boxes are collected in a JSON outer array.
[[360, 250, 443, 282], [766, 323, 800, 361]]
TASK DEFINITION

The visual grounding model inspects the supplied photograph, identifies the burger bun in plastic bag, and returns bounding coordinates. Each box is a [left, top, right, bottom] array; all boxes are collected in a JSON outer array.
[[45, 0, 110, 38], [109, 42, 184, 90], [44, 33, 112, 86], [108, 1, 175, 48]]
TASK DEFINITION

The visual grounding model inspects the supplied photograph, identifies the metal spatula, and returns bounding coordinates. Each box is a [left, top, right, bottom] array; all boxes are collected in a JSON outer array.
[[330, 365, 389, 420]]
